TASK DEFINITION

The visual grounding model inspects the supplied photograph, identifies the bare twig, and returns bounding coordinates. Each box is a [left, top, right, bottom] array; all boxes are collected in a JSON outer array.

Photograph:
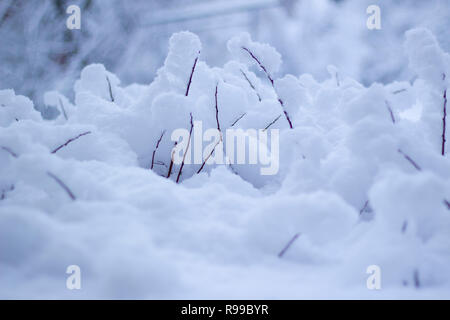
[[1, 146, 18, 158], [230, 112, 246, 127], [106, 76, 114, 102], [214, 84, 221, 131], [282, 108, 293, 129], [240, 69, 261, 101], [185, 52, 200, 97], [151, 130, 166, 170], [228, 163, 239, 175], [242, 46, 274, 84], [398, 150, 450, 210], [359, 200, 372, 215], [0, 185, 14, 200], [241, 46, 293, 129], [166, 142, 177, 178], [58, 98, 68, 121], [263, 114, 281, 131], [197, 87, 224, 174], [278, 233, 301, 258], [176, 113, 194, 183], [197, 85, 225, 175], [398, 149, 422, 171], [392, 88, 407, 95], [442, 86, 447, 156], [51, 131, 91, 154], [197, 138, 221, 174], [47, 172, 76, 201], [444, 199, 450, 210], [385, 100, 396, 124]]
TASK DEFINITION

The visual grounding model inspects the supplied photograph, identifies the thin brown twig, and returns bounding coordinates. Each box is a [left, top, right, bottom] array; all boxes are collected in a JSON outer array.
[[166, 142, 177, 179], [51, 131, 92, 154], [359, 200, 372, 215], [240, 69, 261, 101], [230, 112, 246, 127], [214, 84, 221, 131], [58, 98, 68, 121], [278, 233, 301, 258], [106, 76, 114, 102], [385, 100, 396, 124], [47, 171, 76, 201], [185, 51, 200, 97], [197, 86, 224, 174], [241, 46, 293, 129], [442, 85, 447, 156], [176, 113, 194, 183], [0, 185, 14, 200], [398, 149, 422, 171], [197, 138, 221, 174], [444, 199, 450, 210], [392, 88, 407, 95], [1, 146, 18, 158], [263, 114, 281, 131], [398, 149, 450, 211], [151, 130, 166, 170], [241, 47, 274, 85], [282, 108, 293, 129]]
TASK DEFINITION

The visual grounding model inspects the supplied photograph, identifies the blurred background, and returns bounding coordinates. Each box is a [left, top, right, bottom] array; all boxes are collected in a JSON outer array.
[[0, 0, 449, 111]]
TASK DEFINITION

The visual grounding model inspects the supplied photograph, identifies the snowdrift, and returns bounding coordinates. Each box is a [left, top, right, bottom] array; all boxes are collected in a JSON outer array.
[[0, 28, 449, 299]]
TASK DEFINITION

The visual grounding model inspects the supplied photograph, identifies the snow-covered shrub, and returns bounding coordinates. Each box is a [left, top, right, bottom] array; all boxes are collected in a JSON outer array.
[[1, 28, 449, 298]]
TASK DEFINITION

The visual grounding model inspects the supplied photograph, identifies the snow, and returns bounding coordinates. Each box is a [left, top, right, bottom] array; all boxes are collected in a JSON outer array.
[[1, 27, 450, 299], [404, 28, 449, 90], [227, 32, 282, 78]]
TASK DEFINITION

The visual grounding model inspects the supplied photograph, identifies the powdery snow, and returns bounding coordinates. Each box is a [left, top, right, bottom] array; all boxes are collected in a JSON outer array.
[[0, 29, 450, 299]]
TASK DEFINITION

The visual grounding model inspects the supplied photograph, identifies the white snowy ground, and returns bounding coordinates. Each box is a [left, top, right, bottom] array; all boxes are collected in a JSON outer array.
[[1, 29, 450, 299]]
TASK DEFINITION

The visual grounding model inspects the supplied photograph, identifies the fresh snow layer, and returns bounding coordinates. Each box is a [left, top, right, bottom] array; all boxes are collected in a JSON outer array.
[[1, 29, 450, 299]]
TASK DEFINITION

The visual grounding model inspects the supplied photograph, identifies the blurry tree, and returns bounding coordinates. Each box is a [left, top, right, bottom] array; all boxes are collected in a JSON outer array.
[[0, 0, 448, 117]]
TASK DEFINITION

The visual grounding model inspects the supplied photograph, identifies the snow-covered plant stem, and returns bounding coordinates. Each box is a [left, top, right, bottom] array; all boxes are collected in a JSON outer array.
[[385, 100, 396, 124], [241, 46, 293, 129], [214, 84, 220, 132], [278, 233, 301, 258], [359, 200, 371, 215], [185, 51, 200, 97], [240, 69, 261, 101], [166, 142, 177, 179], [176, 113, 194, 183], [398, 149, 422, 171], [398, 148, 450, 210], [58, 98, 68, 121], [151, 130, 166, 170], [106, 76, 114, 102], [263, 114, 281, 131], [197, 84, 222, 174], [444, 199, 450, 210], [442, 84, 447, 156], [1, 146, 18, 158], [51, 131, 91, 154], [230, 112, 246, 127], [47, 171, 76, 201], [0, 185, 14, 200]]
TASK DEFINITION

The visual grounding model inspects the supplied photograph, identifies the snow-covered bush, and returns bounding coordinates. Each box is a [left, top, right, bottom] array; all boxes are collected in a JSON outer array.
[[0, 28, 449, 298]]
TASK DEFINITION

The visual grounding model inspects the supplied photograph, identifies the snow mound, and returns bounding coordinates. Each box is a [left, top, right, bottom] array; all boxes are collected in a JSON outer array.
[[1, 29, 450, 299]]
